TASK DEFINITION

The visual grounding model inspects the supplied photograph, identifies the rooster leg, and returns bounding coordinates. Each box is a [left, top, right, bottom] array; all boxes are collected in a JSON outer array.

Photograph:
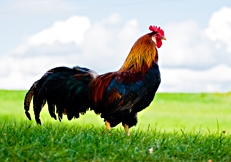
[[123, 124, 130, 136], [105, 121, 111, 131]]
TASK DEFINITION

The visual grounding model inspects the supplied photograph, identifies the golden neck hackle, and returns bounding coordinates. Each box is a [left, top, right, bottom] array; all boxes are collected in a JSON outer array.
[[118, 34, 158, 75]]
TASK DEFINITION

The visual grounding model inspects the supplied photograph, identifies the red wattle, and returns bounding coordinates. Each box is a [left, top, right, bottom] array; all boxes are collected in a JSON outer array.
[[156, 39, 162, 48]]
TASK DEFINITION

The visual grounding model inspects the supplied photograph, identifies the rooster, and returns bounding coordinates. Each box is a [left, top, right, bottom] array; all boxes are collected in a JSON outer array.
[[24, 25, 166, 135]]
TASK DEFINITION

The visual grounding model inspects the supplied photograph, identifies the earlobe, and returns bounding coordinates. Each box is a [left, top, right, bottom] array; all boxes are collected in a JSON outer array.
[[151, 36, 157, 45]]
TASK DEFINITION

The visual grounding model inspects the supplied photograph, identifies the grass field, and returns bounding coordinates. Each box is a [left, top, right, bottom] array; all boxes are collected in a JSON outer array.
[[0, 90, 231, 161], [1, 121, 231, 161]]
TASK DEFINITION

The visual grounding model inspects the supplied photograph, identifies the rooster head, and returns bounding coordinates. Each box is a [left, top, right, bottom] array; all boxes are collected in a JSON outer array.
[[149, 25, 166, 48]]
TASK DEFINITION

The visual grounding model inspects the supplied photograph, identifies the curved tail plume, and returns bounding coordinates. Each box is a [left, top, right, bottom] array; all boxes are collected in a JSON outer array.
[[24, 66, 96, 124], [24, 81, 38, 120]]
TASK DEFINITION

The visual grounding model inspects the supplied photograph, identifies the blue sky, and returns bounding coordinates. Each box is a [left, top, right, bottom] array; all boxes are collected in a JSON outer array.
[[1, 0, 231, 92]]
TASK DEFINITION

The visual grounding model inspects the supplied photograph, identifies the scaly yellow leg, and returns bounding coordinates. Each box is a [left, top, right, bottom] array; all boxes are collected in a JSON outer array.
[[105, 121, 111, 131], [123, 124, 130, 136]]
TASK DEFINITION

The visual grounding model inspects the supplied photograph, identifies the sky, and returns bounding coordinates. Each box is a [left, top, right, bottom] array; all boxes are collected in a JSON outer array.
[[1, 0, 231, 92]]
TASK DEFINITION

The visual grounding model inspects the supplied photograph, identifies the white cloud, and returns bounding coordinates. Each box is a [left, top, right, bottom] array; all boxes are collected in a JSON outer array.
[[79, 15, 139, 71], [159, 21, 222, 70], [157, 6, 231, 92], [206, 7, 231, 52], [106, 14, 121, 25], [28, 16, 90, 46], [10, 16, 90, 55], [159, 65, 231, 92]]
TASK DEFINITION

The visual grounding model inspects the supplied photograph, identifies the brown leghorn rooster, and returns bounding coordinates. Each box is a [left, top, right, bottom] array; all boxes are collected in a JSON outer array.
[[24, 25, 166, 135]]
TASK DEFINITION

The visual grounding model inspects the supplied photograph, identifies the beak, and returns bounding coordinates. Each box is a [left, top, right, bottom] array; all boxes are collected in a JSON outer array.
[[162, 36, 166, 40]]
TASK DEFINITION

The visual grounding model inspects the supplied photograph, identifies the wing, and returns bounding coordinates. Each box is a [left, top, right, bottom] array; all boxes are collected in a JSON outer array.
[[99, 64, 161, 117], [102, 73, 145, 114]]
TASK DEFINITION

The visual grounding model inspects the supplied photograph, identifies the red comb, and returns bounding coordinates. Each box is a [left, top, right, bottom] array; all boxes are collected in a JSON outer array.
[[149, 25, 164, 36]]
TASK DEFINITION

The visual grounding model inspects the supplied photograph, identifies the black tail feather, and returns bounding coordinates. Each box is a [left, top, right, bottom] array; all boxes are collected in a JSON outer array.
[[24, 66, 96, 124], [47, 101, 57, 120], [24, 80, 39, 120]]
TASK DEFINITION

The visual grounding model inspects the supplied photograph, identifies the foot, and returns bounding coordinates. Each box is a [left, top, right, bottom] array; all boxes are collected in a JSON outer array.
[[105, 121, 111, 131]]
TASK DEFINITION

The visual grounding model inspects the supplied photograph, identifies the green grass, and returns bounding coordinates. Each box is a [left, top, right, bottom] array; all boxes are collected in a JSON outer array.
[[1, 121, 231, 161], [140, 92, 231, 132], [0, 90, 231, 161]]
